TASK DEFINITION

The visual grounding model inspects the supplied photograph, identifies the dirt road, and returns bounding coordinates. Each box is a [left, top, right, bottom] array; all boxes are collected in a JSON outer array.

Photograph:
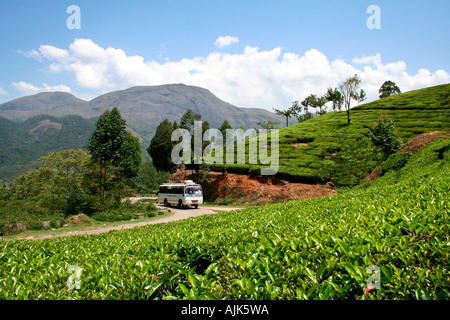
[[28, 204, 242, 240]]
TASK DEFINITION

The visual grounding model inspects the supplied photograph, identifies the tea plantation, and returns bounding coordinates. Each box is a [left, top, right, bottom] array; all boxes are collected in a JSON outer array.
[[221, 83, 450, 182], [1, 138, 449, 300]]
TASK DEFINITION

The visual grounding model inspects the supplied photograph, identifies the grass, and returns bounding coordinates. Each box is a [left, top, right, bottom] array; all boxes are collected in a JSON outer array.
[[217, 83, 450, 182], [0, 138, 448, 299]]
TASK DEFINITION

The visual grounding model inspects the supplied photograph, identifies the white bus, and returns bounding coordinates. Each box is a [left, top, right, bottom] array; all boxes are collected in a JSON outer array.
[[158, 180, 203, 209]]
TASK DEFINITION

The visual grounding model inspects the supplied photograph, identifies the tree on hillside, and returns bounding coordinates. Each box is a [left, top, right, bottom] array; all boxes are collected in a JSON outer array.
[[218, 119, 233, 137], [288, 97, 314, 123], [256, 120, 281, 130], [180, 109, 195, 133], [379, 80, 401, 99], [112, 132, 142, 199], [303, 94, 327, 116], [40, 149, 90, 189], [147, 119, 176, 173], [273, 106, 293, 127], [352, 89, 367, 105], [88, 107, 128, 207], [301, 97, 311, 114], [312, 95, 328, 115], [369, 117, 403, 159], [339, 74, 362, 125], [324, 87, 344, 111]]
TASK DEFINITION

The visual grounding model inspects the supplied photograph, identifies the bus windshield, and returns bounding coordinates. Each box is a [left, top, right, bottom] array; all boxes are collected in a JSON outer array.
[[185, 186, 202, 196]]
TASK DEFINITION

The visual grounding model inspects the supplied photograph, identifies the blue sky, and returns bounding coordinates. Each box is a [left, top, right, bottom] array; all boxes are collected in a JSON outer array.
[[0, 0, 449, 110]]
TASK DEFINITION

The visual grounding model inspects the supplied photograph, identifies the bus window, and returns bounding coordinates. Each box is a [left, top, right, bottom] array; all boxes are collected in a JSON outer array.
[[185, 186, 202, 196]]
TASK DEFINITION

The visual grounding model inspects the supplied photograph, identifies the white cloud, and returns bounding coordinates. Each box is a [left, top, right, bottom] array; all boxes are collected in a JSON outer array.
[[353, 53, 382, 66], [214, 35, 239, 48], [0, 87, 8, 96], [22, 49, 43, 62], [12, 81, 71, 95], [21, 38, 450, 110]]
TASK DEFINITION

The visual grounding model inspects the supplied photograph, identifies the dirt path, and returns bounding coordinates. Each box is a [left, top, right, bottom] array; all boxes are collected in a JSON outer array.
[[27, 204, 242, 240]]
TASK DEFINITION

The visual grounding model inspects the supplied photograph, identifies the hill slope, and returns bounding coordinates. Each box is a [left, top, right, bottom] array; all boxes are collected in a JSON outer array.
[[0, 115, 96, 181], [220, 83, 450, 182]]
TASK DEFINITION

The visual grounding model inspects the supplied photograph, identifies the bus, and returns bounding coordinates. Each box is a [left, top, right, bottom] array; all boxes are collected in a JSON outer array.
[[158, 180, 203, 209]]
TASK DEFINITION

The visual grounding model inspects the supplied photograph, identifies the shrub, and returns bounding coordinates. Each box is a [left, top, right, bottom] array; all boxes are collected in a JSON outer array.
[[369, 117, 403, 159], [62, 185, 87, 216], [27, 220, 43, 230], [382, 152, 412, 173]]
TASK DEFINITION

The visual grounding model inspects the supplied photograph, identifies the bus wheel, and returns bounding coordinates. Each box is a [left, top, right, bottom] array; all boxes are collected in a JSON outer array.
[[194, 204, 198, 209], [178, 200, 182, 209]]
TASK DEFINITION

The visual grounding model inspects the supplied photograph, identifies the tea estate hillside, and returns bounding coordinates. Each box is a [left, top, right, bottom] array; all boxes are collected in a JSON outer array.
[[219, 83, 450, 183]]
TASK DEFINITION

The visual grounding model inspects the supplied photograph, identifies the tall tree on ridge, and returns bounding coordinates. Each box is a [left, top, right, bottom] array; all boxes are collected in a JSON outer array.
[[379, 80, 401, 99], [339, 74, 362, 125]]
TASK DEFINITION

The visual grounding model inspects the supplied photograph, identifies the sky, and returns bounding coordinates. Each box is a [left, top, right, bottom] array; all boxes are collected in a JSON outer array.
[[0, 0, 449, 111]]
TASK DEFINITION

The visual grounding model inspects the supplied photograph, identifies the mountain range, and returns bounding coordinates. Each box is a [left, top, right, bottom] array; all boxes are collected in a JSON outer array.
[[0, 84, 283, 181], [0, 84, 283, 143]]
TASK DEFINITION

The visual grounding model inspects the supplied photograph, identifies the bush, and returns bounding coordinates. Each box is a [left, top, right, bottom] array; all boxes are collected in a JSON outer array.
[[382, 152, 412, 173], [369, 117, 403, 158], [93, 210, 134, 222], [92, 201, 156, 222], [27, 220, 43, 230], [62, 185, 87, 216]]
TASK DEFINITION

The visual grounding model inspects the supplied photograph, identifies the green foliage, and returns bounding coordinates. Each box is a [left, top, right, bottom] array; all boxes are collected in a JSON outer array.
[[322, 135, 381, 186], [218, 119, 233, 136], [381, 152, 412, 174], [379, 80, 401, 99], [217, 84, 450, 182], [180, 109, 195, 133], [92, 201, 156, 222], [369, 117, 403, 158], [0, 115, 96, 182], [0, 139, 448, 300], [62, 185, 88, 216], [129, 161, 169, 194], [88, 107, 141, 207], [148, 119, 176, 172], [255, 119, 280, 130]]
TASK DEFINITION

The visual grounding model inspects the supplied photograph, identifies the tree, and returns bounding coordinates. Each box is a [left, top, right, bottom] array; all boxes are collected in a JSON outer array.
[[273, 106, 293, 127], [301, 97, 311, 114], [218, 119, 233, 137], [369, 117, 403, 159], [87, 107, 128, 207], [379, 80, 401, 99], [352, 89, 367, 105], [112, 131, 142, 199], [147, 119, 176, 173], [296, 112, 313, 123], [180, 109, 195, 133], [40, 149, 90, 188], [311, 95, 328, 115], [255, 120, 280, 130], [324, 87, 344, 111], [339, 74, 362, 124], [129, 161, 169, 194]]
